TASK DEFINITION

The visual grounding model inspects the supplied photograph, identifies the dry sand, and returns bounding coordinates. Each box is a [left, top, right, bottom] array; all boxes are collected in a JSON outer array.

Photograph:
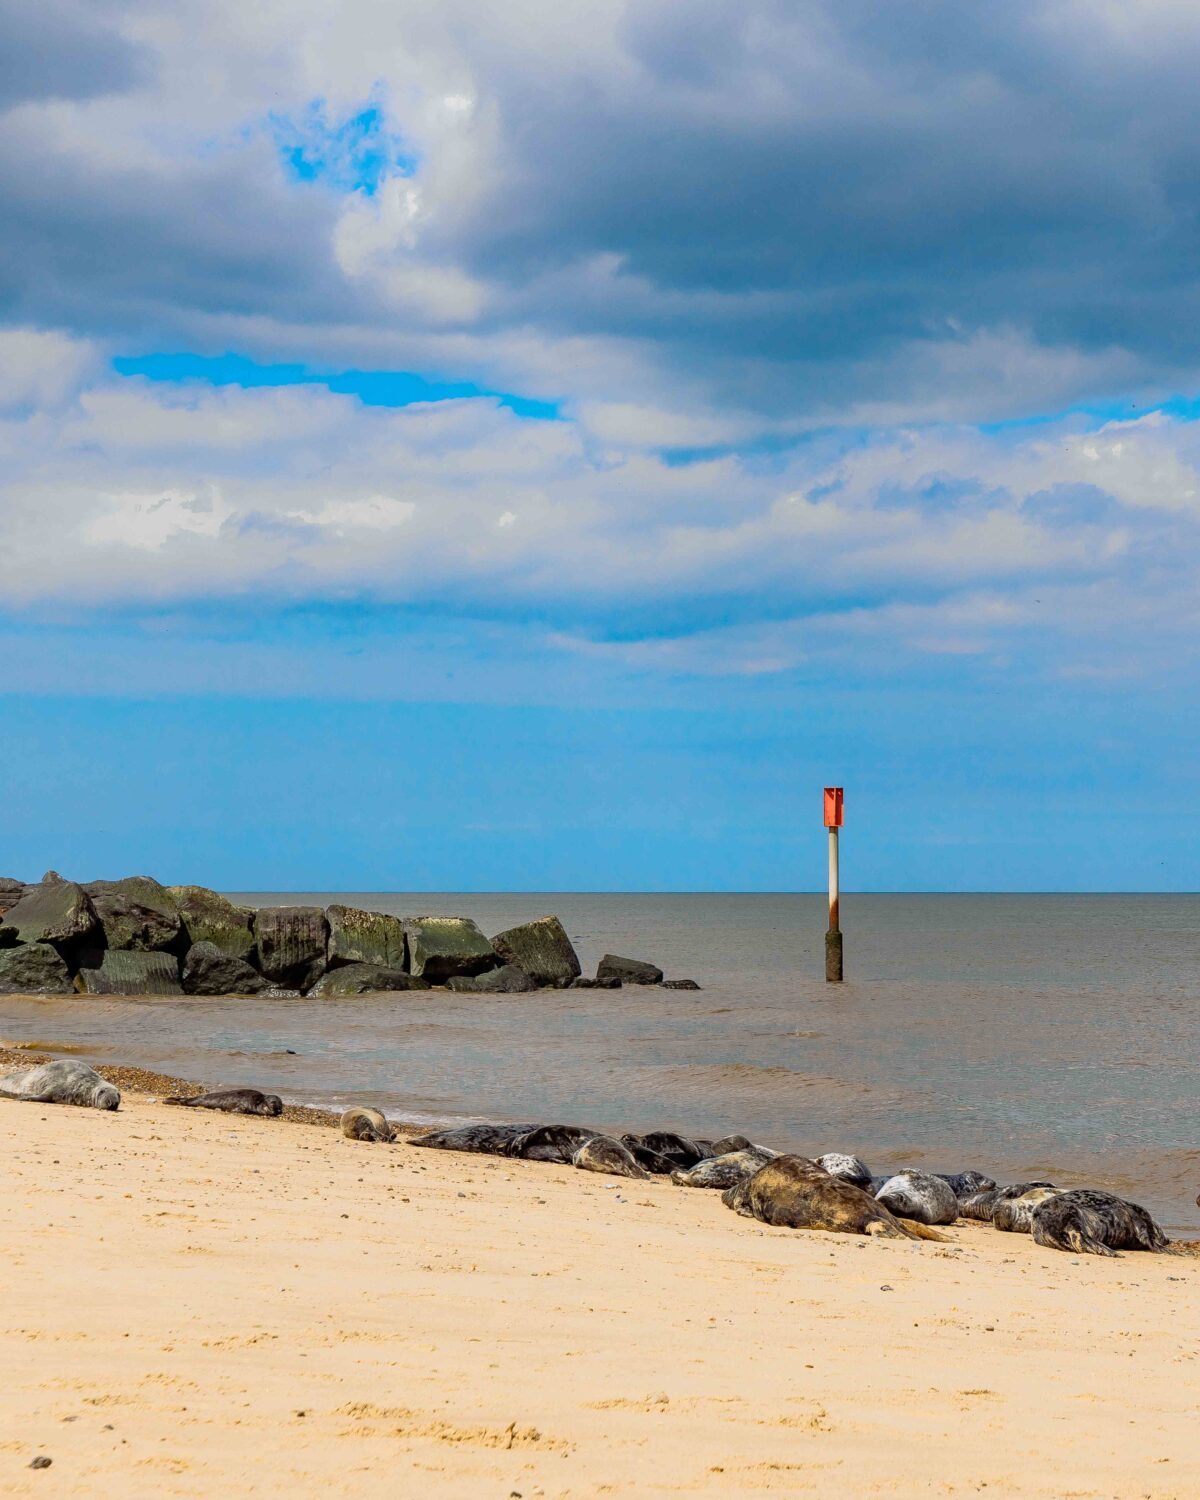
[[0, 1088, 1197, 1499]]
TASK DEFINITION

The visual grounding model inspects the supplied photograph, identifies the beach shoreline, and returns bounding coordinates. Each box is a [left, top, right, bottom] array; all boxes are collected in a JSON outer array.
[[1, 1066, 1198, 1497]]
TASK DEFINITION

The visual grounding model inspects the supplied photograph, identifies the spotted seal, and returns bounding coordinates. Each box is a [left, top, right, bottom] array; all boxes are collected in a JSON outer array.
[[959, 1181, 1057, 1222], [572, 1135, 651, 1179], [1029, 1189, 1168, 1256], [340, 1106, 395, 1143], [992, 1185, 1063, 1234], [815, 1152, 872, 1188], [508, 1124, 599, 1163], [935, 1170, 997, 1200], [875, 1170, 960, 1226], [410, 1122, 538, 1156], [0, 1059, 119, 1111], [672, 1145, 777, 1189], [164, 1088, 282, 1117], [723, 1156, 946, 1240]]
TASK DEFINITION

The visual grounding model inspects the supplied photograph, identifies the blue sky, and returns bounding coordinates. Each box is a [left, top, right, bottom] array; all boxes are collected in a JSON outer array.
[[2, 1, 1200, 889]]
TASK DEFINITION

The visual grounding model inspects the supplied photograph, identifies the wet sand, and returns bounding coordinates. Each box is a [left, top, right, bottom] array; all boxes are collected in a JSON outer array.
[[1, 1069, 1197, 1497]]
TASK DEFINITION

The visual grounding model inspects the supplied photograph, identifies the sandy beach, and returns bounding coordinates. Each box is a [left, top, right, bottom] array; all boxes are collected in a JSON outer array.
[[0, 1074, 1196, 1499]]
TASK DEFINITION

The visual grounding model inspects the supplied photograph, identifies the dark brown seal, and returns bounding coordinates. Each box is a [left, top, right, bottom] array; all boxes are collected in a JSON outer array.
[[723, 1156, 946, 1241], [508, 1124, 598, 1163], [164, 1088, 282, 1117], [620, 1131, 707, 1170], [409, 1122, 538, 1156]]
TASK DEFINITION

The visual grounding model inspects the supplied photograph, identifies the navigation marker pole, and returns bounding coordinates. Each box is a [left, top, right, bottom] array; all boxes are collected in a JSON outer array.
[[824, 786, 844, 982]]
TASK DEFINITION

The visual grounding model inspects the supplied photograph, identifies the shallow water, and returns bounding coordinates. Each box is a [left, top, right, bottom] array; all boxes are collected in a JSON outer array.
[[2, 892, 1198, 1230]]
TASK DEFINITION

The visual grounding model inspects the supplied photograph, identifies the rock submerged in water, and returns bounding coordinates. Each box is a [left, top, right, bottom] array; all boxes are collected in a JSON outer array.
[[169, 885, 256, 961], [327, 905, 407, 970], [597, 954, 663, 985], [570, 975, 621, 989], [181, 942, 268, 996], [0, 879, 98, 950], [78, 950, 182, 996], [405, 916, 498, 982], [662, 978, 701, 990], [491, 916, 581, 987], [83, 876, 181, 952], [0, 941, 73, 994], [447, 964, 534, 993], [253, 906, 329, 986], [308, 963, 430, 997]]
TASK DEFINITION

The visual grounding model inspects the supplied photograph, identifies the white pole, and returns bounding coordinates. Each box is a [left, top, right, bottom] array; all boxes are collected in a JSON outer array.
[[826, 823, 843, 981]]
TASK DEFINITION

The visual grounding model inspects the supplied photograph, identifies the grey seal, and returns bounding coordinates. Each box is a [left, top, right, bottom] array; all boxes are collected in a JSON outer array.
[[959, 1181, 1056, 1222], [875, 1170, 960, 1226], [0, 1059, 119, 1110], [508, 1124, 598, 1163], [571, 1135, 651, 1179], [409, 1122, 538, 1156], [620, 1131, 707, 1170], [724, 1156, 946, 1241], [672, 1145, 777, 1189], [993, 1185, 1063, 1234], [935, 1170, 997, 1200], [815, 1152, 872, 1188], [164, 1088, 282, 1117], [1029, 1189, 1169, 1257], [340, 1106, 395, 1143]]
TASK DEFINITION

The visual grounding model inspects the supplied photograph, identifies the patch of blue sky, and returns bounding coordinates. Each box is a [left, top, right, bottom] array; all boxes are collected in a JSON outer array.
[[268, 99, 416, 196], [111, 352, 560, 420]]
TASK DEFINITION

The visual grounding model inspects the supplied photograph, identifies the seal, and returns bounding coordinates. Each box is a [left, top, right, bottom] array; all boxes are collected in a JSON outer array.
[[709, 1134, 755, 1156], [723, 1155, 946, 1241], [0, 1058, 119, 1111], [815, 1152, 872, 1188], [571, 1135, 651, 1179], [874, 1170, 960, 1226], [620, 1131, 707, 1170], [164, 1088, 282, 1117], [935, 1170, 997, 1200], [992, 1185, 1062, 1234], [508, 1124, 598, 1163], [340, 1106, 395, 1143], [959, 1181, 1056, 1222], [409, 1122, 538, 1156], [1029, 1189, 1168, 1256], [672, 1145, 777, 1189]]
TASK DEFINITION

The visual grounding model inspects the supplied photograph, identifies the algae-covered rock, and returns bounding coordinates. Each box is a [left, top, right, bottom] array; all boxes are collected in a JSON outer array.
[[181, 942, 268, 996], [84, 876, 182, 952], [326, 905, 406, 970], [78, 950, 182, 995], [491, 915, 581, 987], [169, 886, 256, 961], [597, 954, 663, 986], [308, 963, 431, 997], [253, 906, 328, 984], [404, 916, 498, 982], [0, 880, 97, 950], [447, 964, 535, 993], [0, 942, 73, 994]]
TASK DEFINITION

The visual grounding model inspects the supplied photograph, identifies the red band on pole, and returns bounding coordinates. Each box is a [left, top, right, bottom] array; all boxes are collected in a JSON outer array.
[[823, 787, 844, 828]]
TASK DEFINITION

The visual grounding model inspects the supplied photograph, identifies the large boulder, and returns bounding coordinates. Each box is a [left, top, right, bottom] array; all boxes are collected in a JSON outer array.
[[168, 886, 256, 961], [0, 942, 73, 994], [404, 917, 498, 982], [0, 880, 98, 951], [447, 964, 535, 993], [0, 878, 27, 919], [326, 905, 406, 970], [308, 963, 431, 997], [84, 876, 182, 952], [491, 915, 581, 987], [78, 950, 182, 995], [253, 906, 328, 985], [181, 942, 269, 996], [597, 954, 663, 985]]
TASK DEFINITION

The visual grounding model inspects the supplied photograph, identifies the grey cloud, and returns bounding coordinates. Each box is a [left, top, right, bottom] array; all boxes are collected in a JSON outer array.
[[0, 0, 150, 110]]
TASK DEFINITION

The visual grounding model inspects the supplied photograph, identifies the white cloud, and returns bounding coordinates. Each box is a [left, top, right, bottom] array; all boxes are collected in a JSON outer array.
[[0, 329, 96, 411]]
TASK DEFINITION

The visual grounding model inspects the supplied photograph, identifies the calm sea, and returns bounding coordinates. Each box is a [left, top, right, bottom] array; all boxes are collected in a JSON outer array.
[[3, 893, 1198, 1230]]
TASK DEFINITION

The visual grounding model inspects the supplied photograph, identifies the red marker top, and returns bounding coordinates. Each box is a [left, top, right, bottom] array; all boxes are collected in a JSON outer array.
[[823, 787, 844, 828]]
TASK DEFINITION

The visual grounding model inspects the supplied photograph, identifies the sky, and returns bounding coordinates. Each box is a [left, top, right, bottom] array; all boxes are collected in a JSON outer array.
[[2, 0, 1200, 890]]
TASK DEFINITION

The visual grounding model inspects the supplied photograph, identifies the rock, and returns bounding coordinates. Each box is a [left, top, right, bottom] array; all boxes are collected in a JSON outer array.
[[326, 905, 407, 970], [169, 886, 256, 961], [662, 978, 701, 990], [78, 950, 182, 995], [569, 975, 621, 989], [253, 906, 328, 984], [491, 916, 581, 987], [596, 954, 663, 985], [84, 876, 182, 952], [181, 942, 268, 996], [404, 917, 498, 982], [0, 880, 97, 951], [308, 963, 431, 997], [447, 964, 535, 993], [0, 942, 73, 994], [40, 870, 66, 883], [0, 878, 27, 919]]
